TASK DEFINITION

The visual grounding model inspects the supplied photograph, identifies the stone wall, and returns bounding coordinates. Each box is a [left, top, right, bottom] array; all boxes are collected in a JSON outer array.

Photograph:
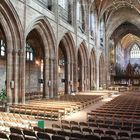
[[0, 60, 6, 92], [25, 63, 41, 93], [0, 0, 106, 103]]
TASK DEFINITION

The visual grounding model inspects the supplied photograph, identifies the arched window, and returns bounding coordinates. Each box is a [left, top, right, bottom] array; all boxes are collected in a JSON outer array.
[[77, 0, 85, 32], [90, 3, 96, 37], [0, 40, 6, 57], [59, 0, 67, 9], [77, 0, 81, 22], [26, 43, 34, 61], [130, 44, 140, 58], [37, 0, 52, 10], [100, 18, 105, 47], [59, 0, 72, 23], [90, 11, 95, 36]]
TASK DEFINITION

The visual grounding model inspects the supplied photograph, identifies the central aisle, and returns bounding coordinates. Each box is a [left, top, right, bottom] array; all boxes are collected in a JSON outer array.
[[44, 92, 120, 128]]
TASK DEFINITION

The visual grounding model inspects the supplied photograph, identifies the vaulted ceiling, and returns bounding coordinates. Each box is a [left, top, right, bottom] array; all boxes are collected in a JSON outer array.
[[90, 0, 140, 49], [93, 0, 140, 19], [111, 22, 140, 45], [121, 34, 140, 49]]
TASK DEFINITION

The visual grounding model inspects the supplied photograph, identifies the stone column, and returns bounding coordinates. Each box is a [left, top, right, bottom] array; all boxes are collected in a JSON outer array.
[[84, 65, 89, 91], [96, 55, 100, 90], [49, 57, 54, 98], [91, 63, 94, 90], [94, 66, 97, 88], [20, 48, 25, 103], [67, 61, 71, 94], [87, 64, 90, 91], [84, 65, 87, 91], [44, 57, 50, 99], [82, 65, 85, 91], [6, 49, 13, 104], [70, 61, 73, 93], [105, 39, 110, 88], [13, 49, 19, 104], [96, 16, 101, 90], [53, 58, 58, 98], [73, 61, 78, 93]]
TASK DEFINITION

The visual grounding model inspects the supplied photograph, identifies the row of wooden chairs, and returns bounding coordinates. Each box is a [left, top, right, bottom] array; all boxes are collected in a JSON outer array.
[[58, 95, 102, 104], [10, 104, 64, 120], [59, 120, 140, 132], [25, 92, 43, 100], [10, 95, 102, 120], [87, 93, 140, 130], [1, 126, 139, 140], [34, 94, 102, 111], [103, 93, 140, 107], [28, 101, 79, 112], [87, 112, 140, 128], [36, 126, 140, 140], [0, 112, 37, 131], [51, 121, 140, 136]]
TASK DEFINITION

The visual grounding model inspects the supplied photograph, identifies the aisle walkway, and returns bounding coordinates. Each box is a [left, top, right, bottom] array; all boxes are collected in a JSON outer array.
[[63, 93, 119, 122], [44, 92, 120, 128]]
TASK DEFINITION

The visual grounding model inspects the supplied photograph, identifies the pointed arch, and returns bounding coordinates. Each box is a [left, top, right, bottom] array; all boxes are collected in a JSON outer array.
[[77, 0, 86, 32], [26, 16, 56, 58], [58, 32, 76, 62], [107, 16, 140, 39], [25, 16, 57, 99], [89, 0, 98, 37], [57, 32, 76, 94], [79, 42, 89, 66], [90, 48, 97, 90], [0, 0, 23, 103], [99, 53, 105, 88], [127, 41, 140, 53], [130, 43, 140, 59], [77, 42, 89, 92], [125, 42, 140, 66], [0, 0, 23, 49]]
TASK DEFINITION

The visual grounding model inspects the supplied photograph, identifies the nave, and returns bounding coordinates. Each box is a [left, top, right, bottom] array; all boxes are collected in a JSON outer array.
[[0, 91, 139, 140], [0, 0, 140, 140]]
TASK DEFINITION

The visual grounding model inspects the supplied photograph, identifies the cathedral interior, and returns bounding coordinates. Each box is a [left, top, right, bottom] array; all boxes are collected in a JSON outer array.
[[0, 0, 140, 140]]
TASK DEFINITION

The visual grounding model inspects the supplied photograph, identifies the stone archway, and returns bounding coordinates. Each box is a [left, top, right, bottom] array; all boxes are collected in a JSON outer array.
[[57, 32, 76, 95], [99, 54, 105, 88], [0, 1, 23, 104], [0, 24, 7, 97], [77, 42, 89, 92], [25, 17, 56, 100], [25, 29, 45, 99], [90, 49, 97, 90]]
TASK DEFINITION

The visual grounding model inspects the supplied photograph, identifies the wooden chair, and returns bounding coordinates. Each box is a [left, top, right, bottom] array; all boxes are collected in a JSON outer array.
[[9, 134, 24, 140], [37, 132, 51, 140], [101, 136, 114, 140], [10, 127, 23, 135], [52, 135, 66, 140], [0, 131, 8, 139], [85, 134, 100, 140]]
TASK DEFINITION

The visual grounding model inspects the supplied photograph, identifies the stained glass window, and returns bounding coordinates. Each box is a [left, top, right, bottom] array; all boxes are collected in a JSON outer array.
[[0, 40, 6, 57], [130, 44, 140, 58], [90, 12, 95, 36], [26, 43, 34, 61]]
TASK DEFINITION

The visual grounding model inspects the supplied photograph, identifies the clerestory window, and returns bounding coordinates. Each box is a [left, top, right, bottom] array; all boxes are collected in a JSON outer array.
[[0, 40, 6, 57]]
